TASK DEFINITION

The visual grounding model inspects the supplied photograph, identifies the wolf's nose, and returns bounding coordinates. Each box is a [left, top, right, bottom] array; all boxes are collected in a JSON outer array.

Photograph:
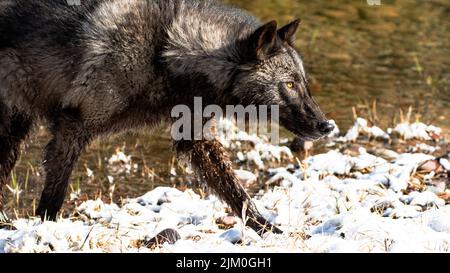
[[317, 121, 335, 135]]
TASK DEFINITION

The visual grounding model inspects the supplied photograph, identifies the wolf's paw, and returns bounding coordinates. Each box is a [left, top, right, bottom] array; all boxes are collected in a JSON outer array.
[[35, 206, 58, 222], [248, 215, 283, 236]]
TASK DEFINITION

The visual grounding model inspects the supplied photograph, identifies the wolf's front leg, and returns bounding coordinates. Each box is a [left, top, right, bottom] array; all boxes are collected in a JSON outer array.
[[175, 139, 282, 236], [36, 113, 91, 221]]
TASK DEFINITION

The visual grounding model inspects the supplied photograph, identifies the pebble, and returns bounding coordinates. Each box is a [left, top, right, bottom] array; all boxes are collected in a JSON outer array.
[[142, 228, 181, 248], [216, 216, 237, 228], [418, 160, 444, 173], [219, 229, 242, 244]]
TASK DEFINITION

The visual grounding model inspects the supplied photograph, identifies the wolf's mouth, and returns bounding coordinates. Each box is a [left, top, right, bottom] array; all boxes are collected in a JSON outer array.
[[295, 131, 324, 141], [283, 123, 326, 141], [285, 119, 335, 142]]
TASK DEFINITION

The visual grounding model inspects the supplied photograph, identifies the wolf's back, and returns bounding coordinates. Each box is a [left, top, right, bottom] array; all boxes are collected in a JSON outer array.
[[0, 0, 102, 49]]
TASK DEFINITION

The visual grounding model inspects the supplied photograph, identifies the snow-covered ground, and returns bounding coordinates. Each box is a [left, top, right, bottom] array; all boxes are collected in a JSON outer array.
[[1, 118, 449, 253]]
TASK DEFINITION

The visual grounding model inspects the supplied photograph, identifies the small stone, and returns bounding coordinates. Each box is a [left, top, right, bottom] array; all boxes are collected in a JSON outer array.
[[418, 160, 444, 173], [216, 216, 237, 229], [142, 228, 181, 248], [219, 229, 242, 244], [427, 185, 445, 194], [437, 192, 450, 204], [429, 178, 447, 192]]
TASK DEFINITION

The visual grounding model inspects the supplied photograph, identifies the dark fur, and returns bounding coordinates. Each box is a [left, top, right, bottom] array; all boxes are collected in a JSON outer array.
[[0, 0, 331, 234]]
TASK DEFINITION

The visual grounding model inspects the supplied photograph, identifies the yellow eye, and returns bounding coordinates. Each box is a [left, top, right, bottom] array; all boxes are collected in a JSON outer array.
[[286, 82, 295, 89]]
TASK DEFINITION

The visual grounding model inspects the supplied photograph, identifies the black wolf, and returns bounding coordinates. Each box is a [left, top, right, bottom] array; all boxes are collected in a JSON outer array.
[[0, 0, 333, 234]]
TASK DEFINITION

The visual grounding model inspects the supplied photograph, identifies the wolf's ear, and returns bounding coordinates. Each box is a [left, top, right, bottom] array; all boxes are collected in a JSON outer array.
[[278, 18, 301, 46], [247, 20, 279, 60]]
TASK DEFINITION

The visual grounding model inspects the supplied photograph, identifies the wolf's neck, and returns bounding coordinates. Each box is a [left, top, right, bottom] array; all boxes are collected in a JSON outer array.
[[162, 1, 258, 91]]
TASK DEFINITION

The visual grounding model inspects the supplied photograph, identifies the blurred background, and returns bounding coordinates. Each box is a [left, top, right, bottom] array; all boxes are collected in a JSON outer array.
[[5, 0, 449, 218]]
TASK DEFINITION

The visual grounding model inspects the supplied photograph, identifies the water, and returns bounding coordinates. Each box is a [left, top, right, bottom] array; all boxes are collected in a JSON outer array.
[[4, 0, 449, 217]]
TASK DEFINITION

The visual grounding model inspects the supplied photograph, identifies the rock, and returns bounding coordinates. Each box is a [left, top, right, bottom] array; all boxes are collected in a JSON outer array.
[[311, 215, 344, 235], [437, 192, 450, 204], [428, 174, 447, 192], [134, 187, 183, 206], [216, 216, 237, 229], [142, 228, 181, 248], [427, 185, 446, 194], [418, 160, 444, 173], [219, 229, 242, 244]]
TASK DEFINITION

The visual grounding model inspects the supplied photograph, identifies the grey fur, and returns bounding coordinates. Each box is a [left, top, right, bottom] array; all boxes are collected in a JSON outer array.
[[0, 0, 331, 234]]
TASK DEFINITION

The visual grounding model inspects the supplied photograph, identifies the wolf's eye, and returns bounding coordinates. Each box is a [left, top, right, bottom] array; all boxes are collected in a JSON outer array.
[[286, 82, 295, 89]]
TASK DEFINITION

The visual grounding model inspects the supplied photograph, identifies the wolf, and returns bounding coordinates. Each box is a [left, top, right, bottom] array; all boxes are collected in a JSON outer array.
[[0, 0, 334, 234]]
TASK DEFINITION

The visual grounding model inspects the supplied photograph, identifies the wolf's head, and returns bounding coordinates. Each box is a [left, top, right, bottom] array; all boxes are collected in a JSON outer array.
[[231, 20, 334, 141]]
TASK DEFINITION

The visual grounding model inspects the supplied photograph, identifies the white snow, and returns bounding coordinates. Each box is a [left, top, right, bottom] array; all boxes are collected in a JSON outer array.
[[2, 146, 448, 253], [394, 122, 442, 141], [334, 118, 442, 143], [107, 150, 138, 174], [337, 118, 390, 142], [1, 118, 449, 253]]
